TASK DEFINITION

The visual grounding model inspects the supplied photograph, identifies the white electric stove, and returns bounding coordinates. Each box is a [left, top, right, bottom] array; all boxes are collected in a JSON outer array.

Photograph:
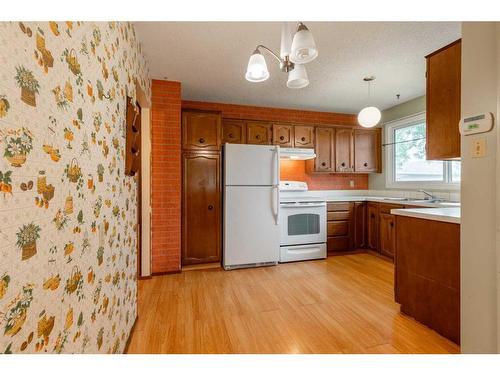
[[279, 181, 327, 263]]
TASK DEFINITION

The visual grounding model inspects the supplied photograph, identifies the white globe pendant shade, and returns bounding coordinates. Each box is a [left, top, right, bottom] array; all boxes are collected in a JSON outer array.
[[245, 51, 270, 82], [357, 106, 381, 128], [290, 23, 318, 64], [287, 64, 309, 89]]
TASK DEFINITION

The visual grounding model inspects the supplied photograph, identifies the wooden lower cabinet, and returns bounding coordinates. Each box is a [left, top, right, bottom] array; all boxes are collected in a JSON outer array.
[[353, 202, 367, 248], [182, 152, 221, 265], [367, 202, 379, 250], [379, 213, 396, 258], [395, 215, 460, 343]]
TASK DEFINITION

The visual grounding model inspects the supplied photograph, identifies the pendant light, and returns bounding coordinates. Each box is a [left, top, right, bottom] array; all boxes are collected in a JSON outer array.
[[358, 76, 381, 128], [245, 22, 316, 89]]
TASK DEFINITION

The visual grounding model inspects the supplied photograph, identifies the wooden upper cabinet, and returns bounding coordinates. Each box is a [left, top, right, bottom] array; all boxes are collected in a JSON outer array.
[[335, 128, 354, 172], [246, 121, 272, 145], [222, 119, 246, 144], [273, 123, 294, 147], [379, 213, 396, 259], [294, 125, 315, 148], [182, 110, 222, 151], [313, 127, 334, 172], [182, 152, 221, 265], [354, 128, 381, 172], [425, 39, 461, 160]]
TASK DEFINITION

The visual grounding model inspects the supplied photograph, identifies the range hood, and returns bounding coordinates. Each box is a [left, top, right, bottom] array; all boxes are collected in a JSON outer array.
[[280, 147, 316, 160]]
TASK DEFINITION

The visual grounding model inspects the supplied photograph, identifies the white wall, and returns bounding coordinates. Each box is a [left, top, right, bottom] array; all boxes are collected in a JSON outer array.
[[460, 22, 499, 353]]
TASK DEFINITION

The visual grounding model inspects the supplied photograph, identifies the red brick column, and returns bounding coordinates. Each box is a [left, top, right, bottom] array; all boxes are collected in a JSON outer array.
[[151, 80, 182, 274]]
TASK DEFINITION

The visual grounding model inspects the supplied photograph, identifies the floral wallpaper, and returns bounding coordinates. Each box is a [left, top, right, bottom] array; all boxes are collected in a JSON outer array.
[[0, 21, 150, 353]]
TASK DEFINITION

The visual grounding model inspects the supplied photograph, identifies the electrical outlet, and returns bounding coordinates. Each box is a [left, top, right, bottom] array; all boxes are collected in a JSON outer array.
[[349, 180, 355, 188], [471, 138, 487, 158]]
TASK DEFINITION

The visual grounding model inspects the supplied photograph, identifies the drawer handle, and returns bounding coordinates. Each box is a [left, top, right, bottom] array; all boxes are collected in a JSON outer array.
[[208, 204, 214, 210], [301, 137, 306, 141], [364, 162, 368, 167], [280, 135, 285, 141], [199, 138, 205, 144]]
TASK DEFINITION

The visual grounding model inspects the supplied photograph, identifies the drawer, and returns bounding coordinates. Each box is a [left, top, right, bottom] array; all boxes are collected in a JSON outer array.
[[327, 211, 350, 221], [327, 221, 349, 236], [327, 236, 351, 252], [379, 203, 404, 214], [327, 202, 351, 212]]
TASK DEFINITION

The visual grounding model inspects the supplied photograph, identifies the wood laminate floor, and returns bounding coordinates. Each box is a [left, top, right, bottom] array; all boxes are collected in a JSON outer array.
[[126, 253, 460, 354]]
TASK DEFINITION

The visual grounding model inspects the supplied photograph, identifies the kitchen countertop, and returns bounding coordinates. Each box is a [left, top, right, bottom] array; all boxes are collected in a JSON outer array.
[[390, 207, 461, 224], [315, 195, 460, 209]]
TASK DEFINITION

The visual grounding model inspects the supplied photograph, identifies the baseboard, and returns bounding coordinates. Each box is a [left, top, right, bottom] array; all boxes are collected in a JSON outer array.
[[123, 315, 138, 354], [151, 269, 181, 276], [182, 262, 222, 271]]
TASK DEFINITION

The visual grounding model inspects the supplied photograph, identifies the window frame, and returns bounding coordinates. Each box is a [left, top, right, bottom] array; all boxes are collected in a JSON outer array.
[[385, 112, 460, 190]]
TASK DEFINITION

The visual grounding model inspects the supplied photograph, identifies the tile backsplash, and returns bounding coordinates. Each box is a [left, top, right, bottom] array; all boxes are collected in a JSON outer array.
[[0, 22, 150, 353]]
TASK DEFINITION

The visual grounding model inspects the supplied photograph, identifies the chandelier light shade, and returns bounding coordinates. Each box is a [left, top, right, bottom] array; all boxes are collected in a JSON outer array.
[[357, 106, 381, 128], [245, 22, 317, 89], [290, 22, 318, 64], [287, 63, 309, 89], [245, 50, 270, 82]]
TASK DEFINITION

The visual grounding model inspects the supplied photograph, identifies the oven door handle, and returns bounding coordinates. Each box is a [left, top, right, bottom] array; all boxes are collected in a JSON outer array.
[[280, 202, 326, 208]]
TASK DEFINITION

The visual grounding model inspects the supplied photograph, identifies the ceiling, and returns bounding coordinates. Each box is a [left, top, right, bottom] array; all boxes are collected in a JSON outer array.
[[135, 22, 461, 114]]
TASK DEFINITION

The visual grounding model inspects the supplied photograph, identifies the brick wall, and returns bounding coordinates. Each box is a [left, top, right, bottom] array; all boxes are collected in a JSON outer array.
[[182, 100, 369, 190], [151, 80, 182, 274]]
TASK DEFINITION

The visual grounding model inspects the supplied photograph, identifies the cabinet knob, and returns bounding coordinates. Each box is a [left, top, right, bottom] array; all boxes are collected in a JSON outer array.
[[390, 222, 394, 227], [228, 133, 233, 138], [208, 204, 214, 210], [371, 213, 375, 218], [280, 135, 285, 141], [364, 162, 368, 167], [341, 162, 346, 167], [255, 134, 261, 140], [199, 138, 205, 144], [301, 137, 306, 142], [321, 162, 326, 167]]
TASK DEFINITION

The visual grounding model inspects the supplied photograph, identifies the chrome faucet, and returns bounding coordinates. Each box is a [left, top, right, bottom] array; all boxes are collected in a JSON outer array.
[[418, 189, 441, 201]]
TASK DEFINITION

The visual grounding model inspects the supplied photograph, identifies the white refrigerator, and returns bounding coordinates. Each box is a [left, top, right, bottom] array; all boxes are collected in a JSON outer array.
[[223, 143, 280, 270]]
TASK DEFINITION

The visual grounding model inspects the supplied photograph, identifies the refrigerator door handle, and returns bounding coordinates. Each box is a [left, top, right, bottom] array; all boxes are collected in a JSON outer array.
[[274, 146, 280, 225]]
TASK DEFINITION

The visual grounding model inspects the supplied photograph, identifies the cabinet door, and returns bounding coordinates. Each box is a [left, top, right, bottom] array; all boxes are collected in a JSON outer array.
[[273, 124, 294, 147], [379, 213, 396, 259], [353, 202, 366, 249], [367, 202, 379, 250], [182, 111, 222, 151], [294, 125, 315, 148], [223, 119, 246, 144], [426, 39, 461, 160], [354, 129, 381, 172], [246, 121, 272, 145], [182, 152, 221, 265], [335, 128, 354, 172], [314, 127, 334, 172]]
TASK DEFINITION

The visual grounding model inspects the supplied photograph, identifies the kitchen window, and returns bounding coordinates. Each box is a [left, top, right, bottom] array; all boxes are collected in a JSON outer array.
[[385, 112, 460, 189]]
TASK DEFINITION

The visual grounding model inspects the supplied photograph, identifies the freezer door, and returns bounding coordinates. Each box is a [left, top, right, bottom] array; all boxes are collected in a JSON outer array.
[[225, 143, 279, 186], [224, 186, 280, 268]]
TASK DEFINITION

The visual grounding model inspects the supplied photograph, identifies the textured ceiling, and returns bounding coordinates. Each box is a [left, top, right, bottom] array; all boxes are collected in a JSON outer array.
[[135, 22, 461, 113]]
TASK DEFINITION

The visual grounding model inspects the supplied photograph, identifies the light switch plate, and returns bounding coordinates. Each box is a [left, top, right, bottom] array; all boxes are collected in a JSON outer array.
[[471, 138, 487, 158]]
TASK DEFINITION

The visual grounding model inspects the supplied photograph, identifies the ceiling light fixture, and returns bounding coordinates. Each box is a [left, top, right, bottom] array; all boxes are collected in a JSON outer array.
[[245, 22, 318, 89], [358, 76, 381, 128]]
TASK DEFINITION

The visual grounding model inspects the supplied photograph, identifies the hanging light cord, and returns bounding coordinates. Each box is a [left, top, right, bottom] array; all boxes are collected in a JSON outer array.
[[382, 137, 426, 147]]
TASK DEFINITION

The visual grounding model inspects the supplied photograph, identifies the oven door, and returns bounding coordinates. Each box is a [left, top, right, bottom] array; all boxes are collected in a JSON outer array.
[[279, 202, 326, 246]]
